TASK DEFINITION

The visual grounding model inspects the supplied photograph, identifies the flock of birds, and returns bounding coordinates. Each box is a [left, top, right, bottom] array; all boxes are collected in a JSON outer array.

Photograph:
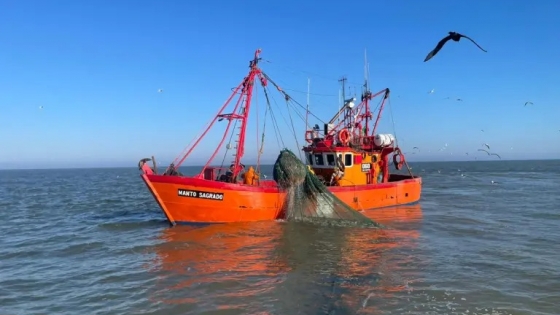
[[35, 31, 558, 136], [412, 31, 559, 158], [408, 139, 503, 160]]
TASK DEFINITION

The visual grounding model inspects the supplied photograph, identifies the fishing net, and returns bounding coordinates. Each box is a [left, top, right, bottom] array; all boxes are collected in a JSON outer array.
[[273, 149, 383, 228]]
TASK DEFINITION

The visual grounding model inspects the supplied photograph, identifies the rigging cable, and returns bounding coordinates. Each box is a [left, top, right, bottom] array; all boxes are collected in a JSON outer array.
[[261, 59, 363, 86], [217, 119, 239, 177], [284, 95, 303, 160], [262, 72, 327, 126], [262, 87, 285, 148], [387, 97, 414, 177]]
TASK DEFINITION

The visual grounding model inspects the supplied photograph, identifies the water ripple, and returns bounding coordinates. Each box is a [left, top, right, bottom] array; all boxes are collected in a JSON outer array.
[[0, 161, 559, 314]]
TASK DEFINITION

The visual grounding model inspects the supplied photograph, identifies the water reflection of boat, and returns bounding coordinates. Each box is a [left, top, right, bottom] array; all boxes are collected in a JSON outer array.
[[148, 221, 289, 310], [148, 204, 423, 314], [273, 204, 423, 314]]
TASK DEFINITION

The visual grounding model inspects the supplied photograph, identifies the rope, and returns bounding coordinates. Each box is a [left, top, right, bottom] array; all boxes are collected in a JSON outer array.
[[262, 72, 327, 125], [217, 119, 239, 177], [387, 97, 414, 177], [267, 87, 299, 150], [284, 97, 303, 160], [261, 59, 363, 86], [262, 87, 284, 148], [255, 83, 259, 170], [257, 79, 277, 175], [282, 88, 337, 97]]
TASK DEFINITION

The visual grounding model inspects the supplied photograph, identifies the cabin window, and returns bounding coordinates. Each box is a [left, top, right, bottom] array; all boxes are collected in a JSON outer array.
[[314, 154, 324, 165], [307, 153, 313, 165], [326, 154, 336, 166], [344, 154, 353, 166]]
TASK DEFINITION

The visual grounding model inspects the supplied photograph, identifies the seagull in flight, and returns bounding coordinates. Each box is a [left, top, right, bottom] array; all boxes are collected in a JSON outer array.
[[158, 89, 163, 93], [483, 143, 490, 149], [428, 89, 435, 94], [39, 106, 43, 110], [424, 31, 488, 62], [524, 101, 533, 106], [490, 153, 501, 159]]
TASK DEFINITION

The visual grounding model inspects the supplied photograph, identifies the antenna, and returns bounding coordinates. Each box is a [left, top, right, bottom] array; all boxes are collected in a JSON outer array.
[[338, 76, 347, 124], [364, 49, 371, 136], [364, 49, 370, 92], [339, 76, 347, 102]]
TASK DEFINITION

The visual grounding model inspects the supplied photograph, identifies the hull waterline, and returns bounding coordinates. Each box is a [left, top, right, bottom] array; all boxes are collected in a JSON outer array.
[[141, 174, 422, 225]]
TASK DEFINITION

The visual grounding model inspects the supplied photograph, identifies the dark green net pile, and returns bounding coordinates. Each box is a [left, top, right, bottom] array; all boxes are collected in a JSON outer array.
[[273, 149, 382, 228]]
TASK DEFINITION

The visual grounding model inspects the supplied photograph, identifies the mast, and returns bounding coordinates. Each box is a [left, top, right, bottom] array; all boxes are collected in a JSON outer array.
[[305, 78, 310, 129], [232, 49, 261, 175], [364, 49, 370, 136], [338, 76, 347, 124]]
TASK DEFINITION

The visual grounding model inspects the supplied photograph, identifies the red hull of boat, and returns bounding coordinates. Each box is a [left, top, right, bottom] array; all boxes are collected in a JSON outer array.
[[141, 174, 422, 225]]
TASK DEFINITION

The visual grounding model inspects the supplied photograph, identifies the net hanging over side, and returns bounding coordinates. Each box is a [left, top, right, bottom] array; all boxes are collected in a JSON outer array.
[[273, 149, 383, 228]]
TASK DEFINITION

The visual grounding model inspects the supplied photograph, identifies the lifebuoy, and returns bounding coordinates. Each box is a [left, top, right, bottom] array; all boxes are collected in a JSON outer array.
[[338, 129, 350, 145], [305, 130, 314, 143], [393, 150, 405, 170]]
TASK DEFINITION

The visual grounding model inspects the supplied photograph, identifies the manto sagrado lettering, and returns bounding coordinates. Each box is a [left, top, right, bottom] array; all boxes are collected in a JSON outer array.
[[177, 189, 224, 201]]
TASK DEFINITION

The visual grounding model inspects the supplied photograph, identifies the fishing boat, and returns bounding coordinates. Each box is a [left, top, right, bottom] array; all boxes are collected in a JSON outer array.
[[139, 49, 421, 226], [301, 70, 422, 210]]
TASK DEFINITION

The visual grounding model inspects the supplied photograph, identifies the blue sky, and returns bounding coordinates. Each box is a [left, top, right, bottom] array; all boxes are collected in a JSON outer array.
[[1, 0, 559, 169]]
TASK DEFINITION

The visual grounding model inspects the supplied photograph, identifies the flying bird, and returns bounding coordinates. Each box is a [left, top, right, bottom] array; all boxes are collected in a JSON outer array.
[[524, 101, 533, 106], [490, 153, 501, 159], [478, 149, 490, 155], [456, 98, 463, 102], [424, 31, 487, 62], [158, 89, 163, 93], [428, 89, 435, 94], [38, 106, 43, 110], [483, 143, 490, 149]]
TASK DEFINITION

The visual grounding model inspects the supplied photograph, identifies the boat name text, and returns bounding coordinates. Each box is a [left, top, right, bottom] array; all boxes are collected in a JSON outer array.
[[177, 189, 224, 201], [361, 163, 372, 172]]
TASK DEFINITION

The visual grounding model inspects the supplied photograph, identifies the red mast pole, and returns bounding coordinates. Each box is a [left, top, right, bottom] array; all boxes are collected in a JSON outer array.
[[174, 49, 263, 174], [233, 49, 262, 177], [174, 82, 244, 168]]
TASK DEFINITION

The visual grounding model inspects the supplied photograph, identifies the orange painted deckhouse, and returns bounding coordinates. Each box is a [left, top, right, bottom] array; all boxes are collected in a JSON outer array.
[[139, 49, 422, 225]]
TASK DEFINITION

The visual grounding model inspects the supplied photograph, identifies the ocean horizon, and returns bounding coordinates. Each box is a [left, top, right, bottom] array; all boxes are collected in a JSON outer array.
[[1, 158, 559, 171]]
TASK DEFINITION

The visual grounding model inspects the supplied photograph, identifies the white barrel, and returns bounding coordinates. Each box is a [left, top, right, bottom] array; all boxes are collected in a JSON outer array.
[[373, 133, 395, 147]]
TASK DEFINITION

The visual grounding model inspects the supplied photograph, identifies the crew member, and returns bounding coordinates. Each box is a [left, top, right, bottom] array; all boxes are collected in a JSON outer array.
[[164, 163, 181, 176], [330, 166, 344, 186], [378, 154, 390, 183], [223, 163, 246, 183], [243, 166, 259, 185], [336, 154, 346, 172]]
